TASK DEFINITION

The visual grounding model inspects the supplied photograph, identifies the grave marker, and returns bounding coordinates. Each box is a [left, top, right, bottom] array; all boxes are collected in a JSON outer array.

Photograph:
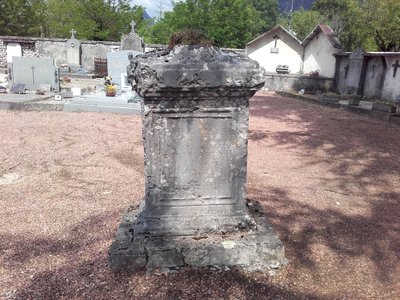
[[121, 20, 145, 52], [10, 57, 60, 91], [109, 45, 286, 273], [392, 59, 400, 77], [66, 29, 81, 68]]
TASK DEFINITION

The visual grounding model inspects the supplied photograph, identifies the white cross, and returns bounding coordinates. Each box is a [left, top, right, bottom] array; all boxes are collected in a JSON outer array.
[[70, 29, 76, 39], [130, 20, 136, 33]]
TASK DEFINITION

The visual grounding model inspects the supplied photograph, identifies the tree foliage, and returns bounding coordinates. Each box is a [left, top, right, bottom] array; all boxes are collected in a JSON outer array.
[[361, 0, 400, 51], [0, 0, 46, 36], [251, 0, 280, 33], [144, 0, 277, 48], [1, 0, 399, 52], [0, 0, 147, 41], [45, 0, 147, 41], [279, 9, 323, 41]]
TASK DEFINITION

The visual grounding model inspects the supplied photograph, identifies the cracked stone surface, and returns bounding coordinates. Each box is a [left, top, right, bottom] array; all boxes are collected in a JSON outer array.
[[109, 45, 286, 272]]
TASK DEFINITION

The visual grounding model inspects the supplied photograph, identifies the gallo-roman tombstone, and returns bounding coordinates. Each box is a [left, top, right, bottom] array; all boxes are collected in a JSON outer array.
[[109, 45, 286, 272]]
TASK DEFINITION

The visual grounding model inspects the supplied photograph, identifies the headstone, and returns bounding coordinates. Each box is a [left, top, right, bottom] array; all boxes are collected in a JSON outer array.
[[120, 20, 145, 52], [10, 57, 60, 91], [346, 48, 365, 94], [109, 46, 286, 273], [66, 29, 81, 68], [6, 43, 22, 63], [106, 50, 141, 88], [10, 83, 26, 94]]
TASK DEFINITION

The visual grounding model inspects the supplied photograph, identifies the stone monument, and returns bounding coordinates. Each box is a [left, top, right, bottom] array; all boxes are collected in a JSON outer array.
[[121, 21, 145, 52], [109, 45, 286, 272], [65, 29, 81, 71]]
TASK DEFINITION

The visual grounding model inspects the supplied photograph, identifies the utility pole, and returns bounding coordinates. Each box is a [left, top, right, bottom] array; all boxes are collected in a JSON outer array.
[[158, 0, 163, 21], [288, 0, 294, 32]]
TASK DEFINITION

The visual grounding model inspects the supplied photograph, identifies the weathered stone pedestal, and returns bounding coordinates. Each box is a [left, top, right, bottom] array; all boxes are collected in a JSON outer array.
[[109, 45, 286, 272]]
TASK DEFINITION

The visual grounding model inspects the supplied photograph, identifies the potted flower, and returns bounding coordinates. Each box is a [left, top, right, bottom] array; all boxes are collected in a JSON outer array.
[[106, 84, 117, 97]]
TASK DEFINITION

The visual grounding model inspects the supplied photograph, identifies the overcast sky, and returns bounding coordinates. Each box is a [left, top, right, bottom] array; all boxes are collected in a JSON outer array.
[[132, 0, 174, 19]]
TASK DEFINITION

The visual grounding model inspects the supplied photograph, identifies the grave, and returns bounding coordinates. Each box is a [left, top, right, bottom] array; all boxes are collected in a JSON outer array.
[[9, 57, 60, 92], [121, 21, 145, 52], [106, 50, 142, 89], [65, 29, 81, 71], [109, 45, 286, 273]]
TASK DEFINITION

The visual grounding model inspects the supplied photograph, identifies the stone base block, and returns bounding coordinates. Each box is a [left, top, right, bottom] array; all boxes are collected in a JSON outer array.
[[109, 205, 287, 273]]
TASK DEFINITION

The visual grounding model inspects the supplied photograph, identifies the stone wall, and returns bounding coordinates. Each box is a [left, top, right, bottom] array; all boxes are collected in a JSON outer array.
[[1, 36, 246, 73], [0, 36, 120, 72], [0, 40, 5, 67], [335, 52, 400, 102], [264, 73, 334, 93]]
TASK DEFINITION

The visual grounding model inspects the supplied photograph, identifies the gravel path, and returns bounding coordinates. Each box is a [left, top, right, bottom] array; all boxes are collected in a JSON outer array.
[[0, 92, 399, 299]]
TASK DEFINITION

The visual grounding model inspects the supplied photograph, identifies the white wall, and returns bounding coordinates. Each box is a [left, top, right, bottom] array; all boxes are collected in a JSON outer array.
[[382, 57, 400, 101], [6, 43, 22, 63], [303, 31, 337, 78], [247, 30, 303, 74]]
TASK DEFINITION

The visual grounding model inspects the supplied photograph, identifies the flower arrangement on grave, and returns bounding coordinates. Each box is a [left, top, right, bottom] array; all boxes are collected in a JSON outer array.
[[104, 76, 117, 97]]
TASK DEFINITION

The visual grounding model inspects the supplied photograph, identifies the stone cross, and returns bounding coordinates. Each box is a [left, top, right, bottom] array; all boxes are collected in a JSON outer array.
[[70, 29, 76, 39], [392, 59, 400, 78], [31, 65, 35, 85], [130, 20, 136, 33], [273, 35, 279, 48], [344, 64, 349, 79], [109, 45, 286, 273]]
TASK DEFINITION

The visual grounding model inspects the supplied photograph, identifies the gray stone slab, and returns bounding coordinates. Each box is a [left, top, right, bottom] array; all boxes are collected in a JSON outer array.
[[0, 93, 52, 103], [109, 205, 287, 273], [63, 103, 140, 115], [107, 50, 142, 87], [10, 57, 59, 91], [359, 101, 374, 110]]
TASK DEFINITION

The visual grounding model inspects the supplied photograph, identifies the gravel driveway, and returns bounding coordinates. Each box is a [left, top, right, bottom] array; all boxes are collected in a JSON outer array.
[[1, 92, 399, 299]]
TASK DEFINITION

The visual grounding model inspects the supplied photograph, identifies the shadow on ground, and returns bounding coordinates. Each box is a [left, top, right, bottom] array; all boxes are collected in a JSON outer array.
[[3, 213, 319, 300], [249, 95, 400, 194], [1, 94, 399, 299]]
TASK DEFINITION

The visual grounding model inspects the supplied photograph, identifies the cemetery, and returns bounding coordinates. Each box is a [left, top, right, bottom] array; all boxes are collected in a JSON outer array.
[[0, 3, 400, 297], [1, 84, 399, 298]]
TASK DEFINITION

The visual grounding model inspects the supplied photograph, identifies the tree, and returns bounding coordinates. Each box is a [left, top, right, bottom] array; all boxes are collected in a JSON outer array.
[[45, 0, 146, 40], [0, 0, 45, 36], [279, 9, 323, 40], [312, 0, 372, 51], [144, 0, 263, 48], [251, 0, 279, 33], [361, 0, 400, 51]]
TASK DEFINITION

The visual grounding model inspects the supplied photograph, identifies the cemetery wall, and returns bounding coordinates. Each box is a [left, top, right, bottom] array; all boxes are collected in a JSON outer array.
[[1, 36, 246, 73], [0, 36, 120, 72], [335, 52, 400, 102], [264, 73, 334, 93], [0, 40, 5, 67]]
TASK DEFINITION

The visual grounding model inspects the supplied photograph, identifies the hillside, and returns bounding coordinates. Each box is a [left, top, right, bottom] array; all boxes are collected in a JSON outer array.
[[279, 0, 315, 12]]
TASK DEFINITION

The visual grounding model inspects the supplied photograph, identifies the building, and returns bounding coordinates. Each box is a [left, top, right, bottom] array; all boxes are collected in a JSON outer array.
[[302, 24, 342, 78], [246, 24, 342, 78], [246, 25, 304, 74], [335, 49, 400, 101]]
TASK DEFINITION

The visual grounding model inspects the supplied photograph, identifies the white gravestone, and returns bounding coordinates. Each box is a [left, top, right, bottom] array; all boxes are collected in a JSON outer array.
[[6, 43, 22, 63], [66, 29, 81, 67]]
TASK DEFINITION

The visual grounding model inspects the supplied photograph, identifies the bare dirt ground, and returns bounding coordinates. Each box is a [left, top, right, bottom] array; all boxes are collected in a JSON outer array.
[[0, 92, 399, 299]]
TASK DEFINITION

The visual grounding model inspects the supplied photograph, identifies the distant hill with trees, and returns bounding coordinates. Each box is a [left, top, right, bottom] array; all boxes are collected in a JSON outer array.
[[278, 0, 315, 12]]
